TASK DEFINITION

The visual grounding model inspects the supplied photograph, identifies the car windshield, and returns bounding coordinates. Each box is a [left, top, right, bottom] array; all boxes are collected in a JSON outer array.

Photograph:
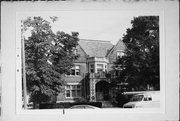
[[70, 105, 98, 109], [71, 106, 84, 109], [130, 95, 144, 102]]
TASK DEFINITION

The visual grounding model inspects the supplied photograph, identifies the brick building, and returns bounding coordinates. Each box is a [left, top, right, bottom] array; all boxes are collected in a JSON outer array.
[[56, 39, 125, 102]]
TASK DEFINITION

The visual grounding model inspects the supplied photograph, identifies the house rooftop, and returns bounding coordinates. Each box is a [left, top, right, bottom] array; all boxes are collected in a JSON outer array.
[[78, 39, 114, 57], [80, 39, 112, 43]]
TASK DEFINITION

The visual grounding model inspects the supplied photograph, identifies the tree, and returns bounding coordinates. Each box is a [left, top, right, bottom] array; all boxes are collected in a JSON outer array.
[[114, 16, 159, 91], [22, 16, 79, 108]]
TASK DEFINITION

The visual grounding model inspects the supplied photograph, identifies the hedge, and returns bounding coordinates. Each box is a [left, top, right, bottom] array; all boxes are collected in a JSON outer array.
[[39, 102, 102, 109]]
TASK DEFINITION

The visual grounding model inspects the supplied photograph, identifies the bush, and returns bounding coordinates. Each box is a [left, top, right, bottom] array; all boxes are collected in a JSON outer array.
[[74, 97, 87, 103], [115, 93, 129, 107]]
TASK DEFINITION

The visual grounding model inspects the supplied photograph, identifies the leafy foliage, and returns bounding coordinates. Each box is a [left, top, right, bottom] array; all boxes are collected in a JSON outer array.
[[22, 16, 79, 105], [114, 16, 159, 91]]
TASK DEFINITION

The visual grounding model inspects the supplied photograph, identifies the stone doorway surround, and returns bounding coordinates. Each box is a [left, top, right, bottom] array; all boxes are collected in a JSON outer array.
[[89, 73, 111, 102]]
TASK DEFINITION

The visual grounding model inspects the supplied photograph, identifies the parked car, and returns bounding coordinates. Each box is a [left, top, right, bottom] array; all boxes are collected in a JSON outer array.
[[70, 105, 100, 109], [123, 91, 160, 108]]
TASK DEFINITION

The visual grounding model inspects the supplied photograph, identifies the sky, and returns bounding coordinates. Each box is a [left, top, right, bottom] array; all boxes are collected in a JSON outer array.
[[24, 11, 137, 45], [49, 11, 136, 45]]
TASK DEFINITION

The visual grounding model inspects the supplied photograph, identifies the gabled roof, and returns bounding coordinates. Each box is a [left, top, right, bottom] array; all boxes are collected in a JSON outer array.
[[106, 39, 126, 57], [78, 39, 114, 57]]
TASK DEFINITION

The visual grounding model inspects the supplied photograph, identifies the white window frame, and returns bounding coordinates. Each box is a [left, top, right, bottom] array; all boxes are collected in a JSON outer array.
[[96, 64, 104, 73], [67, 65, 80, 76], [89, 64, 94, 73], [65, 84, 81, 98], [116, 50, 125, 58], [73, 48, 78, 55]]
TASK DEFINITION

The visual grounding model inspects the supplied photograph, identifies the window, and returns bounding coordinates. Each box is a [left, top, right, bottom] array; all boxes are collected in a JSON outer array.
[[90, 64, 94, 73], [97, 64, 103, 73], [65, 85, 81, 98], [67, 65, 80, 76], [116, 51, 125, 58], [73, 49, 78, 55], [105, 64, 107, 72]]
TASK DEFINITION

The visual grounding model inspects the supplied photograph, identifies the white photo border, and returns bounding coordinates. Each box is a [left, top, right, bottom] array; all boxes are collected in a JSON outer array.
[[1, 1, 179, 121]]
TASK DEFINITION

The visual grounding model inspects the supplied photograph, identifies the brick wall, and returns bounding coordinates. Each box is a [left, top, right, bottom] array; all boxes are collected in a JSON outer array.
[[108, 40, 125, 64], [74, 44, 87, 63]]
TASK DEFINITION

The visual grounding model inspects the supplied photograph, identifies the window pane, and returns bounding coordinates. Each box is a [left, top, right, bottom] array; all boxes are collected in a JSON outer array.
[[77, 85, 81, 89], [90, 69, 94, 73], [97, 64, 103, 69], [117, 51, 124, 58], [71, 85, 76, 90], [73, 49, 78, 55], [90, 64, 94, 68], [66, 85, 70, 89], [77, 90, 81, 97], [90, 64, 94, 73], [66, 90, 70, 97], [75, 65, 80, 69], [72, 90, 76, 97], [117, 52, 120, 56], [71, 69, 75, 75], [76, 70, 80, 75], [97, 69, 103, 73]]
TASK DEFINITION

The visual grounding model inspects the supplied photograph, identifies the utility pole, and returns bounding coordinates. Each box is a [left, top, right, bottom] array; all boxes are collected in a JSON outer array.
[[21, 22, 27, 109]]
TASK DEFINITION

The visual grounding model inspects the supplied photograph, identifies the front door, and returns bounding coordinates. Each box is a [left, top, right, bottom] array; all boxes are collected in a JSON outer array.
[[96, 81, 110, 101]]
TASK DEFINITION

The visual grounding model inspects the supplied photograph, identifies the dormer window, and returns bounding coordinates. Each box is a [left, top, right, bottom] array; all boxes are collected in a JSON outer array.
[[67, 65, 80, 76], [73, 49, 78, 55], [116, 51, 125, 58]]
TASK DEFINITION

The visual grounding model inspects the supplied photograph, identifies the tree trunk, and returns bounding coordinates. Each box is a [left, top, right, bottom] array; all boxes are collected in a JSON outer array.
[[33, 100, 39, 109]]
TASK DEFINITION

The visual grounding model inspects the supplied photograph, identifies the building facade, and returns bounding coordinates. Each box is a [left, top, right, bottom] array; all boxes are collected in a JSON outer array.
[[56, 39, 125, 103]]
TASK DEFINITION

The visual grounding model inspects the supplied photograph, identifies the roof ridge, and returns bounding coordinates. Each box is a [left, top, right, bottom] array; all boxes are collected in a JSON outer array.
[[80, 39, 111, 43]]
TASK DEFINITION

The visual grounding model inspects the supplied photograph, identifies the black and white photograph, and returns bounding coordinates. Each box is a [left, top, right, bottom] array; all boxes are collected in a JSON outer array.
[[20, 11, 160, 110], [1, 1, 179, 121]]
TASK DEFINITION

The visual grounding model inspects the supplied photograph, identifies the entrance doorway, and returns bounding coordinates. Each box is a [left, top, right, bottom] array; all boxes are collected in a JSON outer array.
[[96, 81, 110, 101]]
